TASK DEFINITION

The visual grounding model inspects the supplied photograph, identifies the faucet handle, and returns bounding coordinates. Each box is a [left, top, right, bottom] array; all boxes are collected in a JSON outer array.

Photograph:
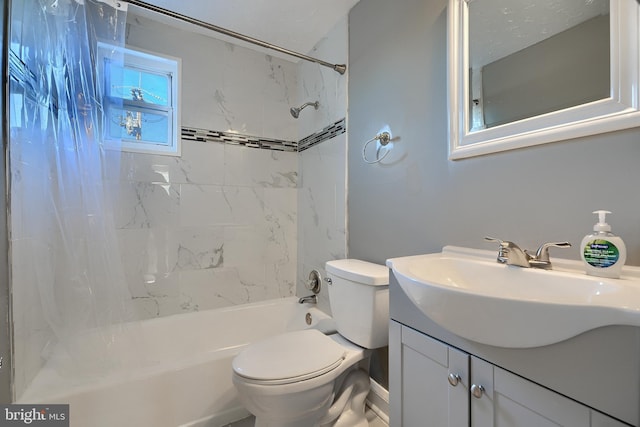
[[484, 236, 507, 262], [484, 236, 526, 251], [484, 236, 504, 245], [484, 236, 511, 250], [535, 241, 571, 262], [484, 236, 526, 265]]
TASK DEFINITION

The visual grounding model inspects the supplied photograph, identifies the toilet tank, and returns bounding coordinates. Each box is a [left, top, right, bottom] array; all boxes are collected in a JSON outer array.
[[325, 259, 389, 349]]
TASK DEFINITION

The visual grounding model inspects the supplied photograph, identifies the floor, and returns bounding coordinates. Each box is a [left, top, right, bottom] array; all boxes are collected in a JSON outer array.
[[224, 407, 388, 426]]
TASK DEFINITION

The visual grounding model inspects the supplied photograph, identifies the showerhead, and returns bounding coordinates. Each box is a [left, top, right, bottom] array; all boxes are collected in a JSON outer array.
[[290, 101, 319, 118]]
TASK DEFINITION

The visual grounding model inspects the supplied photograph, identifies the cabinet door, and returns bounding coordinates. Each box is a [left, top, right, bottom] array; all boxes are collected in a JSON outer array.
[[390, 322, 469, 427], [470, 357, 591, 427]]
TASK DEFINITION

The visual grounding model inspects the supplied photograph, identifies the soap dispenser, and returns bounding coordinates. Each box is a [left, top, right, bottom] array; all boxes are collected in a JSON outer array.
[[580, 210, 626, 279]]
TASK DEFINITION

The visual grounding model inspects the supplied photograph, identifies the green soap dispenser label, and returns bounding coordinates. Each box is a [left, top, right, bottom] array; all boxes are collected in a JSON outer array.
[[583, 240, 620, 268]]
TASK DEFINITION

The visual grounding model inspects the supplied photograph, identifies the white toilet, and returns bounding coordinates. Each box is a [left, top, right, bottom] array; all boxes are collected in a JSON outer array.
[[232, 259, 389, 427]]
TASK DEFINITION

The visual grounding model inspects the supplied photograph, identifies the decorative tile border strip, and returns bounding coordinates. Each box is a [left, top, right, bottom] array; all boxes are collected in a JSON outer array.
[[180, 117, 346, 153], [181, 127, 298, 152], [298, 118, 346, 152]]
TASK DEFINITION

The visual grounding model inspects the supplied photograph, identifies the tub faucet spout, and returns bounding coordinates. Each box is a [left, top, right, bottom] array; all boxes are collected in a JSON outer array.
[[298, 295, 317, 304]]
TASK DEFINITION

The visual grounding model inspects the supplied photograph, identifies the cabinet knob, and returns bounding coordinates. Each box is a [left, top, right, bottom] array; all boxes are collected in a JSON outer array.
[[448, 373, 461, 386], [471, 384, 485, 398]]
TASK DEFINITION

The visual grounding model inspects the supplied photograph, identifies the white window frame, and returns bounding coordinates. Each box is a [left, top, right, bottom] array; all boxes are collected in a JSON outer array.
[[98, 43, 181, 156]]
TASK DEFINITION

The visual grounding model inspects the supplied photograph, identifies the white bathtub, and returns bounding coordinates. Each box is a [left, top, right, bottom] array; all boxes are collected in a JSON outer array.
[[18, 297, 335, 427]]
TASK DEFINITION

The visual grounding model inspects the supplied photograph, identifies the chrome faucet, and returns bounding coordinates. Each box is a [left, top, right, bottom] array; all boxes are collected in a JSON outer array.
[[298, 294, 317, 304], [485, 237, 530, 267], [484, 237, 571, 269]]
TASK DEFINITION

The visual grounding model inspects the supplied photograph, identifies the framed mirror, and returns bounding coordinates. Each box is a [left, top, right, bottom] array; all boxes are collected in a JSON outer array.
[[448, 0, 640, 160]]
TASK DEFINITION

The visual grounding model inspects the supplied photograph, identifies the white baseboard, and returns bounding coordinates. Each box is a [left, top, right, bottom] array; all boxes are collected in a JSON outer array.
[[366, 378, 389, 425], [178, 406, 250, 427]]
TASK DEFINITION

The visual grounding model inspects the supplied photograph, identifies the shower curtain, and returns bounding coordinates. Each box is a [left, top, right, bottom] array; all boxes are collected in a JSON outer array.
[[10, 0, 135, 374]]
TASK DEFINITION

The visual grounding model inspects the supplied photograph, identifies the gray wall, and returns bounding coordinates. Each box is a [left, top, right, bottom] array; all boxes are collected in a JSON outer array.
[[483, 14, 609, 128], [348, 0, 640, 267]]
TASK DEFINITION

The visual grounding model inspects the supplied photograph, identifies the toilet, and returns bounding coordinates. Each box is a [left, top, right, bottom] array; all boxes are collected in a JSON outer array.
[[232, 259, 389, 427]]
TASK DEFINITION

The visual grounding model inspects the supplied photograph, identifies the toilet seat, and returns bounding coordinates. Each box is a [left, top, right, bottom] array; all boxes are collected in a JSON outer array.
[[232, 329, 346, 385]]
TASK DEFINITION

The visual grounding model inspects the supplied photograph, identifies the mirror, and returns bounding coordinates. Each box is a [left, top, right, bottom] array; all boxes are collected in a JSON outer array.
[[448, 0, 640, 160]]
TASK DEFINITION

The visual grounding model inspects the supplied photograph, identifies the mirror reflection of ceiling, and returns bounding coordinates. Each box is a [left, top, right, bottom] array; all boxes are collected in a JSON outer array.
[[469, 0, 609, 68], [139, 0, 361, 60]]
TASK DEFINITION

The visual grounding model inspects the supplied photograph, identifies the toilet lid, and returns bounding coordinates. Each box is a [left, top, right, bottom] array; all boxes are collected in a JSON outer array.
[[232, 330, 346, 384]]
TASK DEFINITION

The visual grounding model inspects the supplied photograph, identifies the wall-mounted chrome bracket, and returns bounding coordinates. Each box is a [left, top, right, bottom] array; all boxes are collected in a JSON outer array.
[[363, 131, 393, 164], [377, 131, 391, 146]]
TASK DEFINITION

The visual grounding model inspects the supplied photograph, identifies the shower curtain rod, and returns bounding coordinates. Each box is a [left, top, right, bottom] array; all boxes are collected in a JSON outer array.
[[125, 0, 347, 75]]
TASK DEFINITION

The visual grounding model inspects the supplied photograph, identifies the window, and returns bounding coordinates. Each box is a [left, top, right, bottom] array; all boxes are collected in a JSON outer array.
[[98, 44, 181, 156]]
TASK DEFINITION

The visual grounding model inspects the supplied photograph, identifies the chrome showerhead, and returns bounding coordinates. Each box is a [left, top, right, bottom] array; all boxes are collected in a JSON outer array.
[[290, 101, 319, 118]]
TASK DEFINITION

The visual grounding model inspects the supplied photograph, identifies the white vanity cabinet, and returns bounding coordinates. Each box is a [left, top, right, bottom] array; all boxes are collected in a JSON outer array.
[[390, 321, 629, 427]]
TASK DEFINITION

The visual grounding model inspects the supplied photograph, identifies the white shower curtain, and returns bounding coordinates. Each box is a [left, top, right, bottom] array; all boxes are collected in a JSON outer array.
[[10, 0, 136, 374]]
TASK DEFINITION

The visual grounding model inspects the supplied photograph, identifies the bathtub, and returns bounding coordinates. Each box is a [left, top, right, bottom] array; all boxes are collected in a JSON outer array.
[[18, 297, 335, 427]]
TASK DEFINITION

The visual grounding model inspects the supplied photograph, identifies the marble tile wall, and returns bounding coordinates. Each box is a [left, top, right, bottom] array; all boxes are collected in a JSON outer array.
[[116, 15, 301, 318], [126, 14, 298, 141], [111, 142, 298, 319], [295, 17, 349, 141], [297, 17, 349, 315], [298, 134, 348, 314]]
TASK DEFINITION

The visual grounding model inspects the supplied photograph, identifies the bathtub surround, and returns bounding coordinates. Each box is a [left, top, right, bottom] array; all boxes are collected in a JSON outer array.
[[126, 12, 349, 317], [298, 134, 348, 313], [112, 139, 298, 319], [120, 13, 300, 319], [297, 17, 349, 315], [114, 115, 348, 319], [110, 11, 352, 320]]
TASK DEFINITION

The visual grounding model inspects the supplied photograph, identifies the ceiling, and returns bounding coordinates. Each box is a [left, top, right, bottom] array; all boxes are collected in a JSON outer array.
[[136, 0, 361, 62], [469, 0, 609, 67]]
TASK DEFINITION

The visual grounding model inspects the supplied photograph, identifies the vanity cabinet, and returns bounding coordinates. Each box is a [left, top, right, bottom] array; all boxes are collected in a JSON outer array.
[[390, 321, 629, 427], [389, 322, 469, 426]]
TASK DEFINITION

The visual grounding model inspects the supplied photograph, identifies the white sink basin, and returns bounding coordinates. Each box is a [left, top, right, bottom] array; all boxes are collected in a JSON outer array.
[[387, 246, 640, 348]]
